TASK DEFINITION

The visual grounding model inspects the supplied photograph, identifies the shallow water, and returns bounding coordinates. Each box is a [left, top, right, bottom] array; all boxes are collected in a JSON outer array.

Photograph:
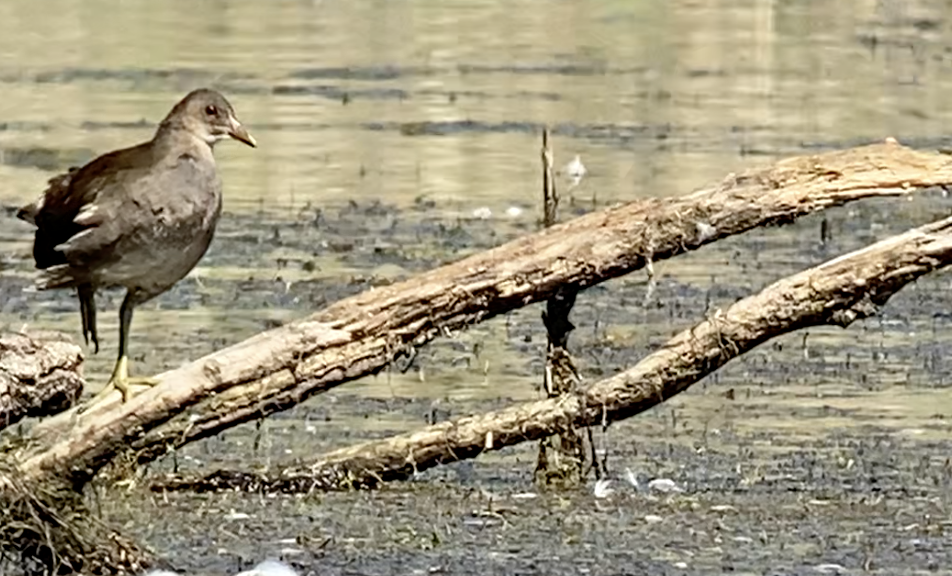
[[2, 1, 952, 574]]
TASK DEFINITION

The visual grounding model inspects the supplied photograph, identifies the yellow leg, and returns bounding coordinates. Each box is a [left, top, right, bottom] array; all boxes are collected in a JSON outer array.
[[106, 354, 160, 402], [82, 355, 159, 409], [80, 290, 159, 410]]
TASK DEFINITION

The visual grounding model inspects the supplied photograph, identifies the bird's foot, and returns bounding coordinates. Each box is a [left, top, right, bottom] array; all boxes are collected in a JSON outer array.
[[79, 356, 159, 412], [107, 355, 160, 402]]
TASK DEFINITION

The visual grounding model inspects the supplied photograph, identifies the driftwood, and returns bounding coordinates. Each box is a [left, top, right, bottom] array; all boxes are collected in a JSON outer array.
[[3, 141, 952, 572], [156, 215, 952, 491], [0, 332, 83, 431], [12, 141, 952, 491]]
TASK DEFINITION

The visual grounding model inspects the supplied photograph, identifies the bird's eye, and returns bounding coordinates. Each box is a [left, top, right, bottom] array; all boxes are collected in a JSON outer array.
[[205, 105, 218, 116]]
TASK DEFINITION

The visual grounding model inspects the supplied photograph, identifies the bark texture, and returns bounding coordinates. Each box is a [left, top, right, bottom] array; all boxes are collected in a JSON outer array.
[[0, 332, 83, 431], [157, 215, 952, 491], [3, 140, 952, 574], [13, 141, 952, 490]]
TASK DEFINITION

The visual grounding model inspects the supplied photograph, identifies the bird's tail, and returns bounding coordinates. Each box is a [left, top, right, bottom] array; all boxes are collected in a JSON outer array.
[[16, 200, 40, 225]]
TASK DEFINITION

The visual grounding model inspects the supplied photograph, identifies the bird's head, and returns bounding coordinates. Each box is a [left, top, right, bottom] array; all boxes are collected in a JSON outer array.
[[160, 88, 256, 148]]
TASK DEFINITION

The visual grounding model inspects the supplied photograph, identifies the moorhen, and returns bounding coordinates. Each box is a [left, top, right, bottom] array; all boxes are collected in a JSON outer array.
[[17, 88, 256, 402]]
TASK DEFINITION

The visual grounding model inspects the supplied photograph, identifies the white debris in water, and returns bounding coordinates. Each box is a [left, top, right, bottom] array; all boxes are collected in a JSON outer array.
[[505, 205, 523, 218], [472, 206, 493, 220], [511, 492, 539, 500], [624, 468, 640, 490], [732, 535, 753, 544], [813, 563, 848, 574], [647, 478, 683, 493], [224, 509, 251, 520], [279, 548, 304, 556], [565, 154, 587, 187], [235, 560, 299, 576], [672, 561, 688, 569], [182, 454, 203, 466], [593, 478, 614, 499], [643, 514, 664, 524]]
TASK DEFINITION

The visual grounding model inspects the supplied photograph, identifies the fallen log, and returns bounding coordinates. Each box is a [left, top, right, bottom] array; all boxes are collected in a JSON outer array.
[[0, 332, 83, 431], [15, 141, 952, 490], [3, 140, 951, 573], [155, 214, 952, 491]]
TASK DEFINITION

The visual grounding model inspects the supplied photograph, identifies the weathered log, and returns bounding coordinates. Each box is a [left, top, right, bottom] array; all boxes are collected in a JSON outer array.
[[14, 141, 952, 490], [2, 140, 950, 573], [0, 332, 83, 431], [0, 336, 139, 575], [155, 215, 952, 492]]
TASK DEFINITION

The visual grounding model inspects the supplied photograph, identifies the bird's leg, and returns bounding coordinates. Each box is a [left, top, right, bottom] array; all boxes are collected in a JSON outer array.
[[78, 283, 99, 353], [104, 290, 159, 402]]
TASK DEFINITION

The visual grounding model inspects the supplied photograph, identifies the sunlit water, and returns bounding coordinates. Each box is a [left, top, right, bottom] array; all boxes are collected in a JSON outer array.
[[2, 1, 952, 574]]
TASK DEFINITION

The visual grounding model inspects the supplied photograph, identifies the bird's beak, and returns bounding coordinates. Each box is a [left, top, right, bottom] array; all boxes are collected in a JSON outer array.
[[227, 117, 257, 148]]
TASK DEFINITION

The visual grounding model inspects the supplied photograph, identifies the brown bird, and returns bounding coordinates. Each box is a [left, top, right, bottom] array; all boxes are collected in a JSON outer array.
[[17, 88, 256, 402]]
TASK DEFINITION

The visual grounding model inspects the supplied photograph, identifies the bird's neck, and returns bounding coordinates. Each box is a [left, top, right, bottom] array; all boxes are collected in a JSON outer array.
[[153, 123, 216, 157]]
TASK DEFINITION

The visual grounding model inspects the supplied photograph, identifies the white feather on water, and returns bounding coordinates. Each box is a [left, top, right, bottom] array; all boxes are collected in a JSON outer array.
[[235, 559, 299, 576], [593, 478, 614, 499], [564, 154, 586, 187], [142, 559, 298, 576]]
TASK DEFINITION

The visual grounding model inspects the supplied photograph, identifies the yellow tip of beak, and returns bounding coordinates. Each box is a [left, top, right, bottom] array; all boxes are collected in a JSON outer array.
[[229, 123, 257, 148]]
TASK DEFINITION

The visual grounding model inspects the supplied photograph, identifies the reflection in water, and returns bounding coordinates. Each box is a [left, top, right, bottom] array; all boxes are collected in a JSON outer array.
[[2, 0, 952, 573]]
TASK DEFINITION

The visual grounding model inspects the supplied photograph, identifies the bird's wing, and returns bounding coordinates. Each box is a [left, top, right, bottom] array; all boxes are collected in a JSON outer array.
[[28, 142, 154, 272], [51, 144, 221, 269]]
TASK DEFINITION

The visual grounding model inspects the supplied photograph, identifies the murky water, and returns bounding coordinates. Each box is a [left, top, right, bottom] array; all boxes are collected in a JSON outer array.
[[3, 1, 952, 574]]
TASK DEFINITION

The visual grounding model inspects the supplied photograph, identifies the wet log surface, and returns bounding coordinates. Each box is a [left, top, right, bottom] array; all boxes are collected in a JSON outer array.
[[9, 141, 952, 491]]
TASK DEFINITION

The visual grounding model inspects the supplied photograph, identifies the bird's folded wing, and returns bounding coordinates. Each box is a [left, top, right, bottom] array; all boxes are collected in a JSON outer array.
[[27, 143, 155, 269]]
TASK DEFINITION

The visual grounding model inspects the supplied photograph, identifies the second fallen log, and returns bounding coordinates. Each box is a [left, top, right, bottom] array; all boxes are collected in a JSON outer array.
[[17, 141, 952, 491], [154, 214, 952, 491]]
